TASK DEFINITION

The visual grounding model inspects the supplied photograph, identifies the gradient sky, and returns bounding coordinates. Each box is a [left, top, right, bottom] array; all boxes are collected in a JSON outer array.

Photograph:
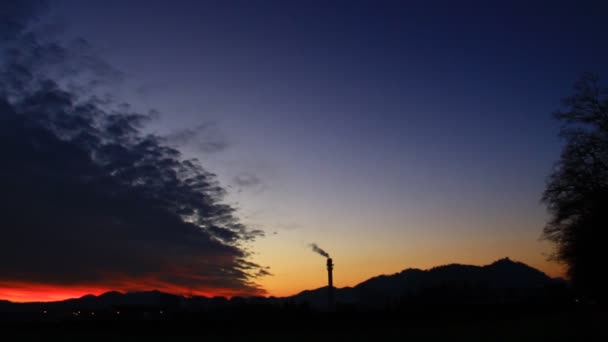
[[14, 0, 608, 298]]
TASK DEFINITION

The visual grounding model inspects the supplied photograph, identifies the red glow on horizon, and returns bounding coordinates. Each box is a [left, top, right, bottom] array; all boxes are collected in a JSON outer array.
[[0, 284, 109, 303], [0, 280, 264, 303]]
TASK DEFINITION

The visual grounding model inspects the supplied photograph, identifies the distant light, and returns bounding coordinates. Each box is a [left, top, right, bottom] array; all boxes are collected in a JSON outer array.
[[91, 312, 95, 315], [160, 310, 164, 314], [116, 311, 120, 315]]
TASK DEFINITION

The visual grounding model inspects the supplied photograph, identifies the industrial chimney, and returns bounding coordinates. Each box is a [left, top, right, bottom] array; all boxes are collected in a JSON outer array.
[[327, 257, 334, 310]]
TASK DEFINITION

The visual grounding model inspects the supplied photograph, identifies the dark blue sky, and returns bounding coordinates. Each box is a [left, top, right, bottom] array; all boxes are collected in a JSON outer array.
[[49, 0, 608, 295]]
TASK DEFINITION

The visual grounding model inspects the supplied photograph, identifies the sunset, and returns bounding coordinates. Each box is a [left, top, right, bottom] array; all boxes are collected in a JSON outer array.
[[1, 0, 607, 339]]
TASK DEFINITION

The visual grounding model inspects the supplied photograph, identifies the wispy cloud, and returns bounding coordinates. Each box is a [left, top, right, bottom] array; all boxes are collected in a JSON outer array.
[[165, 122, 230, 153]]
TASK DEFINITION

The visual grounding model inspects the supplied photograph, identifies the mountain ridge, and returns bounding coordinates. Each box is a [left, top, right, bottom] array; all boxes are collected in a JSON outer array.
[[0, 258, 568, 313], [289, 257, 565, 309]]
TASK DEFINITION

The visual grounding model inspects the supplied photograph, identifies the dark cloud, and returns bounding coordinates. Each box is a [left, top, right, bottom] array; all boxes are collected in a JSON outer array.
[[0, 1, 265, 297], [165, 122, 229, 154], [0, 0, 46, 42], [233, 173, 263, 192]]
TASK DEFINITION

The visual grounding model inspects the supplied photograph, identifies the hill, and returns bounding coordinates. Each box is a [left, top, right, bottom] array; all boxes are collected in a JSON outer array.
[[0, 258, 568, 315], [289, 257, 566, 309]]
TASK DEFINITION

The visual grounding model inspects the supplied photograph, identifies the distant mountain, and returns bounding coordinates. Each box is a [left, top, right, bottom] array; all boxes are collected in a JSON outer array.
[[56, 290, 183, 309], [0, 290, 185, 314], [289, 258, 565, 309], [0, 258, 568, 315], [0, 290, 279, 316]]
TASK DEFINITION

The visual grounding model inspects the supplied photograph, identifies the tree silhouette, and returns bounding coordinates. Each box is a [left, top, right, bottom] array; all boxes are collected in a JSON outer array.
[[543, 74, 608, 304]]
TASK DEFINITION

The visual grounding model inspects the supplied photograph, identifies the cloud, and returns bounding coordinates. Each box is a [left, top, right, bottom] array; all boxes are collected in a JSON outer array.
[[0, 0, 265, 300], [233, 173, 263, 193], [165, 122, 230, 154], [0, 0, 46, 42]]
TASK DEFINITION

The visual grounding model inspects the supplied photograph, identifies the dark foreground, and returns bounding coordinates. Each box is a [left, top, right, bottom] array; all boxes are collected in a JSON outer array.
[[1, 304, 606, 341]]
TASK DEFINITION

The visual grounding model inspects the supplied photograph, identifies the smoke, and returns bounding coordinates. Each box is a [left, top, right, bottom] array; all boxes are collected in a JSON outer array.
[[309, 243, 330, 258]]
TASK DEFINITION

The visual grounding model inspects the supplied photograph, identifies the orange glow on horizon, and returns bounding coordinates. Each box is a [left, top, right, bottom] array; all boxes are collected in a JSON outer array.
[[256, 258, 566, 298], [0, 258, 565, 302]]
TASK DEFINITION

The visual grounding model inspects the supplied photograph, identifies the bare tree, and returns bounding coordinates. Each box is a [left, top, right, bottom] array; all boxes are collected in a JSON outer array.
[[543, 73, 608, 303]]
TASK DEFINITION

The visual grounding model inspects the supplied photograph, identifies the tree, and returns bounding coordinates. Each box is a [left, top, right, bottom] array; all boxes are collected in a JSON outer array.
[[543, 73, 608, 303]]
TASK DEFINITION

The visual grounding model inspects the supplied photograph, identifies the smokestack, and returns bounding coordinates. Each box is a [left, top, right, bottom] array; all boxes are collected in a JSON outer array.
[[327, 257, 334, 310], [308, 243, 334, 310]]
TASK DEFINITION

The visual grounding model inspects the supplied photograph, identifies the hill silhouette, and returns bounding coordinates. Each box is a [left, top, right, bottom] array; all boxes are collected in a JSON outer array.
[[0, 258, 568, 315], [290, 258, 566, 309], [0, 259, 600, 341]]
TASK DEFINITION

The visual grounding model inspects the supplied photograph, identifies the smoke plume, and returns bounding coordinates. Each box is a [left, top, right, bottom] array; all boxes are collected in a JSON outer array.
[[309, 243, 330, 258]]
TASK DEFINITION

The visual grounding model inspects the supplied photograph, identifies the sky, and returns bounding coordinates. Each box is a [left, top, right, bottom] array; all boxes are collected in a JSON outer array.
[[2, 0, 608, 301]]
